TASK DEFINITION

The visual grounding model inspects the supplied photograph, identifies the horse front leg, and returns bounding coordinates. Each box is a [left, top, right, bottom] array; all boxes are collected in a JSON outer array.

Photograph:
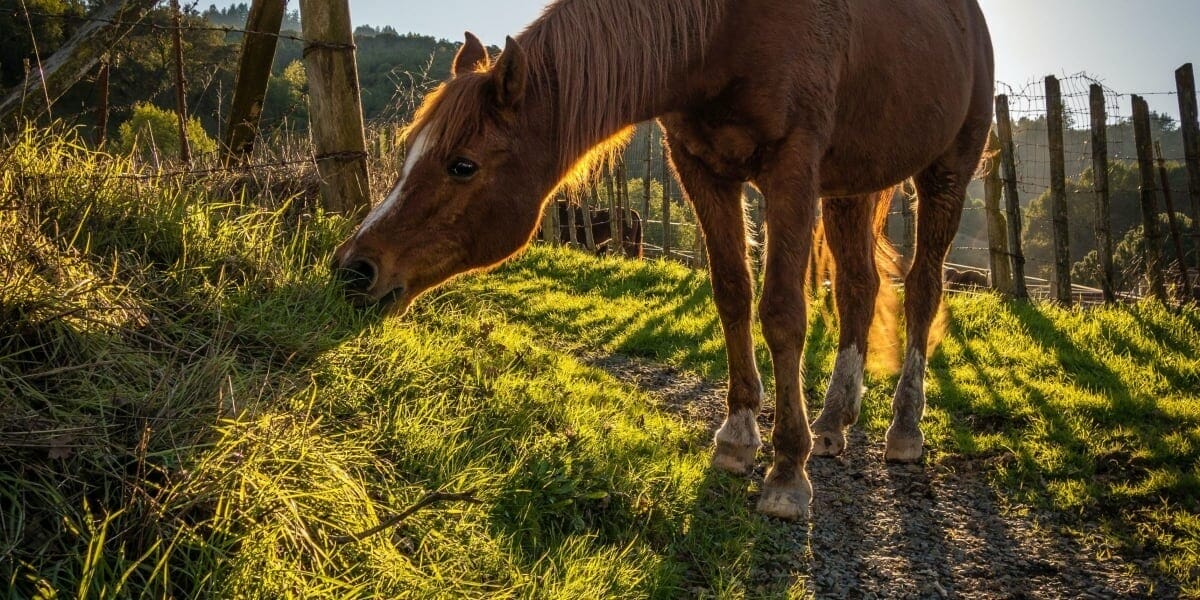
[[755, 154, 819, 520], [665, 134, 764, 475], [811, 195, 880, 457]]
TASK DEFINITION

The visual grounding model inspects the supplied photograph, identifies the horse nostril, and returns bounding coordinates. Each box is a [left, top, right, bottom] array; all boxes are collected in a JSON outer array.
[[337, 258, 377, 295]]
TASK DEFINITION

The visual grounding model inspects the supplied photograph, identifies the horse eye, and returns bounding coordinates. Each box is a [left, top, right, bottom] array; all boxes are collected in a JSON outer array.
[[447, 158, 479, 180]]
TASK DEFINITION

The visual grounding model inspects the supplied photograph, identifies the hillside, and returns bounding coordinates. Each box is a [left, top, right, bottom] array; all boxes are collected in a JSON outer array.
[[2, 129, 1199, 597]]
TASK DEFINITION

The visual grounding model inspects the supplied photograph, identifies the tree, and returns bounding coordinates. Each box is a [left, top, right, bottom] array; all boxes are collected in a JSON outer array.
[[1073, 213, 1196, 291], [1021, 161, 1189, 278], [0, 0, 87, 88], [262, 60, 307, 127]]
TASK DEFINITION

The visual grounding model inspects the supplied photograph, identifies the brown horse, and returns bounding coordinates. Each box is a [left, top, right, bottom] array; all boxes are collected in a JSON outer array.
[[547, 202, 645, 258], [334, 0, 994, 520]]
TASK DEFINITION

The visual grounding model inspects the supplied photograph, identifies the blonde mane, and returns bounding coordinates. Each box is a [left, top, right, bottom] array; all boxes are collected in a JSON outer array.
[[402, 0, 726, 189]]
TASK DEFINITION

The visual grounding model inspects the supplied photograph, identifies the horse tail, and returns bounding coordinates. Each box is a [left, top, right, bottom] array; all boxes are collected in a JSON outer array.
[[810, 187, 904, 376], [868, 188, 903, 376]]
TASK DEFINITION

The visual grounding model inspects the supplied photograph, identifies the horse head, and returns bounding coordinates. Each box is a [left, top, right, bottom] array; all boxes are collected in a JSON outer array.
[[333, 33, 557, 312]]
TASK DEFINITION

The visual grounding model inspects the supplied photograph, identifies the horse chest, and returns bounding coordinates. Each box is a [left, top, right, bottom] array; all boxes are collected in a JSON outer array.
[[663, 109, 779, 182]]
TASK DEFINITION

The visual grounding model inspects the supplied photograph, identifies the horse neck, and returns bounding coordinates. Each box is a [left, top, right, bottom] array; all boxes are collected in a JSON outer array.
[[518, 0, 724, 171]]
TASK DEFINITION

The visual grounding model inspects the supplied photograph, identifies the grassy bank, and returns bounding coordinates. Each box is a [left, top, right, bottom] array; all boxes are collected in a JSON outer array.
[[472, 248, 1200, 594], [2, 128, 1198, 597]]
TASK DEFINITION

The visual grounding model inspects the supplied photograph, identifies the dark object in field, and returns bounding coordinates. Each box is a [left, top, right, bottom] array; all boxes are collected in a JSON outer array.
[[548, 202, 644, 258], [945, 267, 990, 290], [334, 0, 995, 521]]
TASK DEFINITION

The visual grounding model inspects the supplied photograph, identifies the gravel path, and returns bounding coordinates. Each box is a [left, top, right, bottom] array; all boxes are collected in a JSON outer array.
[[583, 353, 1174, 599]]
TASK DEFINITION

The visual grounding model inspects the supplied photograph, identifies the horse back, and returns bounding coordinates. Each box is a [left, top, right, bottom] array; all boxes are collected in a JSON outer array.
[[674, 0, 994, 193]]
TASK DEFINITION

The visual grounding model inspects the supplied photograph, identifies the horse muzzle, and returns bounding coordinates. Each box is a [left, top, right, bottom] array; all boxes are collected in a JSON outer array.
[[336, 256, 377, 294]]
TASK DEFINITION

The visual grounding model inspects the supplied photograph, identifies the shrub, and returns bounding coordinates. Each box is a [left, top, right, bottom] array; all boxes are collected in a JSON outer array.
[[116, 102, 218, 162]]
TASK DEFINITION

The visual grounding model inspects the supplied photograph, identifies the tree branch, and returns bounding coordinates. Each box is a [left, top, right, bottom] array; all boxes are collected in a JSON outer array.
[[333, 490, 482, 544]]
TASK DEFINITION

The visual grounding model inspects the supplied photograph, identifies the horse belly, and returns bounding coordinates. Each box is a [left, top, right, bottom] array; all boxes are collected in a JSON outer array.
[[818, 0, 985, 195]]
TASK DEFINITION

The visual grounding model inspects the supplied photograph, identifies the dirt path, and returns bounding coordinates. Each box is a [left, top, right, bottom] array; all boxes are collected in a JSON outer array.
[[583, 353, 1173, 599]]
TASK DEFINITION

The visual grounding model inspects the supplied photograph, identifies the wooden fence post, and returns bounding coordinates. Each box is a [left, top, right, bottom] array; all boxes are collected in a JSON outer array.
[[604, 166, 617, 255], [661, 137, 673, 260], [541, 197, 560, 245], [901, 191, 916, 264], [984, 128, 1014, 294], [624, 159, 633, 233], [224, 0, 287, 158], [1045, 76, 1072, 305], [566, 195, 579, 247], [1089, 84, 1117, 304], [617, 158, 628, 257], [995, 95, 1029, 300], [1157, 141, 1190, 298], [1177, 64, 1200, 280], [299, 0, 371, 216], [169, 0, 192, 164], [582, 188, 597, 251], [1132, 95, 1169, 303]]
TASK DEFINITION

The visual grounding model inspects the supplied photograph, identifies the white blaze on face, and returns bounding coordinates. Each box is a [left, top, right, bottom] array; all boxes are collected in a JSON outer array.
[[360, 128, 433, 233]]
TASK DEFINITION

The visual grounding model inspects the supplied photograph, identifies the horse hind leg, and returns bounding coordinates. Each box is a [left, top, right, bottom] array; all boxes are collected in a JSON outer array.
[[886, 160, 972, 463], [811, 195, 879, 457], [664, 133, 765, 476]]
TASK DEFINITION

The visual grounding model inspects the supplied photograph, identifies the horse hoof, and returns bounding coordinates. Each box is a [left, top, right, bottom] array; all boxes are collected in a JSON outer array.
[[712, 441, 759, 475], [757, 479, 813, 521], [811, 429, 846, 457], [884, 426, 925, 463]]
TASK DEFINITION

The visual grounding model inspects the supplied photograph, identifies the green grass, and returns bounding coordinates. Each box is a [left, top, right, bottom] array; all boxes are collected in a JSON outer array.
[[2, 127, 1198, 597], [470, 248, 1200, 595]]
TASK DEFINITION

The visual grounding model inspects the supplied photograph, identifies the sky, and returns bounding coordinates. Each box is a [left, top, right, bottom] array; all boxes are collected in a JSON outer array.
[[220, 0, 1199, 118]]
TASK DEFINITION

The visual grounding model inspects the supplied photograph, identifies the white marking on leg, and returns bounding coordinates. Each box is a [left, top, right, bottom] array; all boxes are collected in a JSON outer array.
[[826, 345, 865, 415], [896, 346, 927, 423], [715, 408, 761, 448], [360, 128, 432, 233]]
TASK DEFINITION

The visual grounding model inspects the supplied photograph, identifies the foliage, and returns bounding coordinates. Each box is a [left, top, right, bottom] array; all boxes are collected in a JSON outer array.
[[0, 126, 799, 598], [261, 59, 308, 127], [269, 31, 461, 123], [1074, 213, 1198, 290], [4, 126, 1200, 596], [201, 2, 302, 31], [116, 101, 218, 160], [0, 0, 86, 88], [478, 245, 1200, 594], [1021, 161, 1191, 279]]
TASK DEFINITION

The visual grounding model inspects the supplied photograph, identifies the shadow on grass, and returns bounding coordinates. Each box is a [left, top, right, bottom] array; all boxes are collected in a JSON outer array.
[[925, 299, 1190, 592]]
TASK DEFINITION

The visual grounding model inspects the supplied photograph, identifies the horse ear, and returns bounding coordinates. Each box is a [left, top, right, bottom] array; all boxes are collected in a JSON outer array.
[[491, 36, 528, 108], [453, 31, 490, 77]]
